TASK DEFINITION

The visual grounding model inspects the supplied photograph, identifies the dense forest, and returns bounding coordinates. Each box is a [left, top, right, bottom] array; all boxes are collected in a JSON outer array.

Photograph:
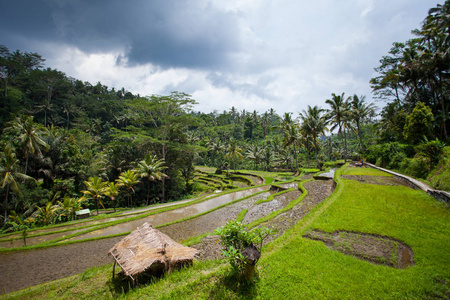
[[0, 2, 448, 229]]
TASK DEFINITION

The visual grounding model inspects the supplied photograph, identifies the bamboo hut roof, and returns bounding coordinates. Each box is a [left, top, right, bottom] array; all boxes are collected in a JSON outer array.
[[108, 222, 199, 279]]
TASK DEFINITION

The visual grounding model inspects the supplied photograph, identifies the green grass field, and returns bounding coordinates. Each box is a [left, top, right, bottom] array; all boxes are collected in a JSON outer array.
[[2, 165, 449, 299]]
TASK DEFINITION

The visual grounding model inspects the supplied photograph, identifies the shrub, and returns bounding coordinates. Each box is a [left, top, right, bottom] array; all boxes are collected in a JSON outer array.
[[427, 146, 450, 191], [404, 156, 428, 179], [365, 142, 411, 168], [414, 139, 444, 171], [389, 151, 406, 169], [215, 220, 273, 282]]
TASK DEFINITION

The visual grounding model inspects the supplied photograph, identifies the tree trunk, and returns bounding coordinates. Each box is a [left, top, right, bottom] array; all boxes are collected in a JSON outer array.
[[357, 121, 364, 152], [24, 151, 29, 176], [344, 128, 348, 162], [313, 136, 322, 171], [242, 244, 260, 283], [4, 184, 10, 221]]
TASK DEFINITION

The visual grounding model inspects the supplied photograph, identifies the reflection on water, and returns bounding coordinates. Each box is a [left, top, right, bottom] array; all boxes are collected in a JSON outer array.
[[317, 168, 336, 179], [160, 192, 271, 241], [67, 186, 267, 241], [279, 182, 298, 189], [243, 191, 300, 223]]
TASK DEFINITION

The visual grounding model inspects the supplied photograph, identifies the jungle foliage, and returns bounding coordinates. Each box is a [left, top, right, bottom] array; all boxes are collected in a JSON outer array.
[[0, 1, 449, 230]]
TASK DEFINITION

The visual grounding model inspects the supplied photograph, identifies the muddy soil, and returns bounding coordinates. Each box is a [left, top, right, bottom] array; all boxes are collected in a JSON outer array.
[[0, 196, 208, 248], [66, 186, 267, 242], [0, 236, 123, 295], [342, 175, 411, 188], [302, 229, 414, 268], [0, 187, 279, 295], [194, 179, 334, 261], [159, 192, 271, 242], [300, 173, 314, 180], [263, 179, 335, 243], [242, 190, 301, 224]]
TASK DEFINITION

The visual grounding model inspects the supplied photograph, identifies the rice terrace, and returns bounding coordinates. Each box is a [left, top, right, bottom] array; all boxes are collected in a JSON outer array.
[[0, 164, 448, 299], [1, 1, 450, 299]]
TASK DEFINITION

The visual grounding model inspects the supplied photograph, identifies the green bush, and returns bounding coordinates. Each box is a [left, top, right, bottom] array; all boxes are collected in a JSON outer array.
[[405, 156, 428, 179], [414, 139, 444, 170], [389, 151, 406, 169], [427, 146, 450, 191], [214, 220, 272, 279], [365, 142, 413, 168]]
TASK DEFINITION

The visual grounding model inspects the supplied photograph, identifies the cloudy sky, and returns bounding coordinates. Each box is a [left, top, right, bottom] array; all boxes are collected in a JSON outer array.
[[0, 0, 443, 115]]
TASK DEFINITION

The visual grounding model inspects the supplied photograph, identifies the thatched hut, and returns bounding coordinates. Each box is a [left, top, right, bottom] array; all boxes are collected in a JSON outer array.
[[108, 222, 199, 281]]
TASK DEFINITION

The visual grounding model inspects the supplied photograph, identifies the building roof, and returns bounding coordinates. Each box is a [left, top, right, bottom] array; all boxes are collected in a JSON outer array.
[[108, 222, 199, 279]]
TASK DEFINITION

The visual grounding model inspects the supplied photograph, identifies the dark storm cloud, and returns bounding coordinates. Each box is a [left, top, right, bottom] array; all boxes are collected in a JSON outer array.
[[1, 0, 243, 69]]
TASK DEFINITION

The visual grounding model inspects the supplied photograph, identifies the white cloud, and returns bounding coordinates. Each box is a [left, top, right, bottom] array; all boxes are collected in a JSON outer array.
[[10, 0, 443, 115]]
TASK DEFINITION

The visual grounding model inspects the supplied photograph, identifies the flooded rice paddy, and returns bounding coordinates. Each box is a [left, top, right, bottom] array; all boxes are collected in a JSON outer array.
[[66, 186, 268, 242]]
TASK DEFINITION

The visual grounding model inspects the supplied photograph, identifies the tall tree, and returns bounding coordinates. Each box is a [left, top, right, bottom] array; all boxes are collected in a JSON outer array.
[[325, 93, 351, 162], [116, 170, 140, 208], [104, 182, 121, 212], [282, 123, 302, 170], [246, 143, 263, 170], [351, 95, 376, 152], [225, 138, 243, 173], [5, 115, 49, 175], [134, 153, 168, 205], [208, 139, 224, 168], [300, 106, 328, 170], [82, 176, 108, 215], [0, 145, 35, 220]]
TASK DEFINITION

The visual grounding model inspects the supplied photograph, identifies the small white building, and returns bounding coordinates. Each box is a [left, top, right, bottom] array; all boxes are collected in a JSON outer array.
[[75, 209, 91, 219]]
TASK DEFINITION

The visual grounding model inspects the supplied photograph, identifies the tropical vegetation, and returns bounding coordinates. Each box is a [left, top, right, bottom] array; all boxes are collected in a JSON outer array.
[[0, 1, 448, 235]]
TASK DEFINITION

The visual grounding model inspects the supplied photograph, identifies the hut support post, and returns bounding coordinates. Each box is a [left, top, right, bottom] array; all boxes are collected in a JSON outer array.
[[112, 261, 116, 279]]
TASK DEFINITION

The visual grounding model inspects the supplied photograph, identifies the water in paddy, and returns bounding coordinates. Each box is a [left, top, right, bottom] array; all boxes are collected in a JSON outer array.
[[316, 168, 336, 179], [0, 216, 127, 248], [243, 190, 301, 223], [279, 182, 299, 189], [160, 191, 271, 241], [161, 190, 300, 242], [66, 186, 267, 241]]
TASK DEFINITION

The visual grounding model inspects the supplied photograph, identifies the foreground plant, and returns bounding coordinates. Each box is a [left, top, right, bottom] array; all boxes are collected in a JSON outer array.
[[215, 220, 273, 283]]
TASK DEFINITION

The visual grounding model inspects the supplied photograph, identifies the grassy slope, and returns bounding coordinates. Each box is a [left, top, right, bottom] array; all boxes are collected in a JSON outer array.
[[257, 166, 449, 299], [2, 166, 449, 299]]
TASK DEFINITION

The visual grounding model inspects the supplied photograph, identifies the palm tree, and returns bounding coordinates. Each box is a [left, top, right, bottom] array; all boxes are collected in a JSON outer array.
[[246, 144, 263, 170], [300, 106, 328, 170], [261, 112, 270, 138], [5, 115, 49, 175], [282, 123, 302, 170], [116, 170, 140, 208], [62, 100, 81, 130], [225, 138, 243, 173], [104, 182, 121, 212], [208, 139, 225, 168], [34, 99, 55, 127], [32, 202, 59, 226], [0, 145, 35, 221], [82, 176, 108, 215], [350, 95, 376, 152], [134, 154, 168, 205], [325, 93, 351, 162], [261, 144, 275, 171], [57, 195, 87, 221]]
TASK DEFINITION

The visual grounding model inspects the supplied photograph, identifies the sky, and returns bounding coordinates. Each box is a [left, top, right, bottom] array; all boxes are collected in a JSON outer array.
[[0, 0, 444, 115]]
